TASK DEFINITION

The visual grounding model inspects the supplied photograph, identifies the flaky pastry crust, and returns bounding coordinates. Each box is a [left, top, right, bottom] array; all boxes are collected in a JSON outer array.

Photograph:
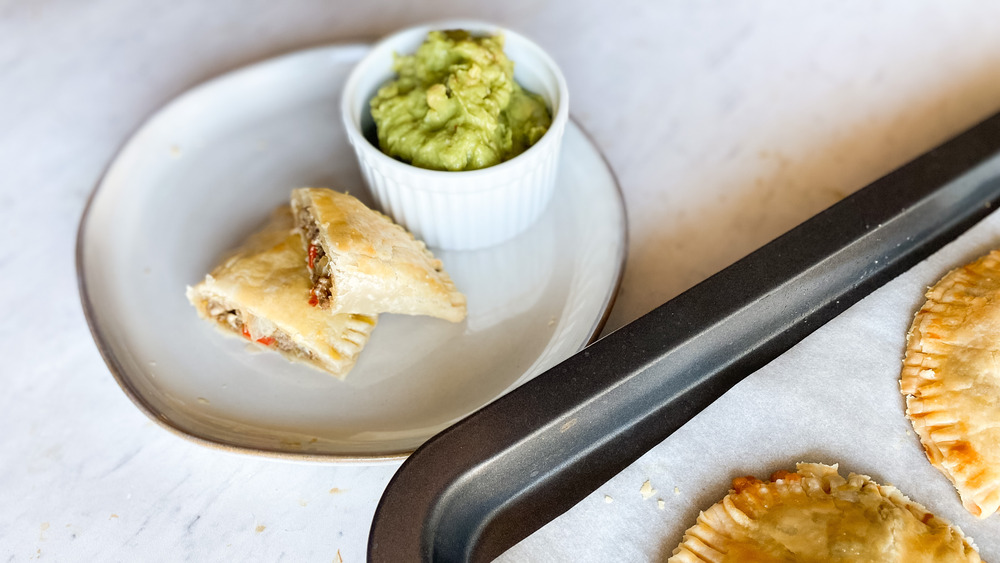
[[290, 188, 466, 322], [186, 207, 376, 379], [902, 250, 1000, 518], [669, 463, 980, 562]]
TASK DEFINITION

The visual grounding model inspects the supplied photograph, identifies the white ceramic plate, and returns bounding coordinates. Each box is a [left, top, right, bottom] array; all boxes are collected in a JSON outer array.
[[77, 44, 627, 462]]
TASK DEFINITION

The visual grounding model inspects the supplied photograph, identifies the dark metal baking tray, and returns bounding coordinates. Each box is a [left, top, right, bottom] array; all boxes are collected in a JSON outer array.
[[368, 110, 1000, 562]]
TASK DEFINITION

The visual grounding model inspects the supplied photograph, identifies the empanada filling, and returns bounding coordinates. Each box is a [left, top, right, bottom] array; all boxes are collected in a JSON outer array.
[[297, 206, 335, 308], [206, 299, 316, 361]]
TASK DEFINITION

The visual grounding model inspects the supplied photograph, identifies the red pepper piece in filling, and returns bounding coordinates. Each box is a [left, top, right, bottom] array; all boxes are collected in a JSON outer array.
[[241, 324, 252, 340], [308, 288, 319, 307], [308, 244, 318, 270], [256, 336, 274, 346]]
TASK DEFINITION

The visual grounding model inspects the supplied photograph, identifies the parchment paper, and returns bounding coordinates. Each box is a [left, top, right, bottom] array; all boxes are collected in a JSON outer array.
[[501, 206, 1000, 561]]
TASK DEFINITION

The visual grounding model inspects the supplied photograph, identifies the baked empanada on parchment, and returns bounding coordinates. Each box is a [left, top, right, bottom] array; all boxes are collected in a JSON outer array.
[[669, 463, 980, 562], [902, 249, 1000, 518]]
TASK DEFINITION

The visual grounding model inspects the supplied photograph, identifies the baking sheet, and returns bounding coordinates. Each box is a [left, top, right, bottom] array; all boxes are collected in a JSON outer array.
[[499, 207, 1000, 560]]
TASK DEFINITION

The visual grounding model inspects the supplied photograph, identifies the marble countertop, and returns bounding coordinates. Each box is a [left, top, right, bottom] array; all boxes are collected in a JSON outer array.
[[6, 1, 1000, 560]]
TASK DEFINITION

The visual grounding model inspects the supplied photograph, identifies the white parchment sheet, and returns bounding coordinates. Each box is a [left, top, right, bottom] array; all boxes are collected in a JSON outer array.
[[503, 206, 1000, 561]]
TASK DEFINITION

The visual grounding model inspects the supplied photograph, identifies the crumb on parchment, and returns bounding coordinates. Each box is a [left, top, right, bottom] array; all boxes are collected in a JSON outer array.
[[640, 480, 657, 500]]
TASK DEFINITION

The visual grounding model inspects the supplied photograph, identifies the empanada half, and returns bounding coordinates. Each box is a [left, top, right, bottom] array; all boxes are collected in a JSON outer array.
[[290, 187, 466, 321], [902, 249, 1000, 518], [186, 206, 377, 379], [668, 463, 980, 562]]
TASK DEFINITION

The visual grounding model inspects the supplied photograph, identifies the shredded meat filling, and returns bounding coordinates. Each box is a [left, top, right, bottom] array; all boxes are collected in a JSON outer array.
[[297, 206, 335, 308], [269, 331, 317, 361], [208, 300, 243, 333], [205, 299, 316, 361]]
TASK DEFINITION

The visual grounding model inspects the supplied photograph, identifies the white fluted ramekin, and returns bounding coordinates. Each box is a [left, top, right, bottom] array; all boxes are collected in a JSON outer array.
[[341, 20, 569, 250]]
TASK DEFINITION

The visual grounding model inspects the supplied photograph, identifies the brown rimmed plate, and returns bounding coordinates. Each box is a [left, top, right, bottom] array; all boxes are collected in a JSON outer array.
[[75, 44, 627, 462]]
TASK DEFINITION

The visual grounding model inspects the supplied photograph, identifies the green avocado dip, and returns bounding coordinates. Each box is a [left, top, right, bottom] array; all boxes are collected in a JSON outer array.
[[369, 30, 552, 172]]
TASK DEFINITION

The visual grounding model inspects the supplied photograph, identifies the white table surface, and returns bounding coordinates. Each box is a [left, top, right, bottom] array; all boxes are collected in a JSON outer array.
[[6, 1, 1000, 560]]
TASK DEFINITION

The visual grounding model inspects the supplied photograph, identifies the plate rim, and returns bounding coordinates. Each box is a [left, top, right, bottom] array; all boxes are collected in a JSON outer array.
[[75, 43, 629, 463]]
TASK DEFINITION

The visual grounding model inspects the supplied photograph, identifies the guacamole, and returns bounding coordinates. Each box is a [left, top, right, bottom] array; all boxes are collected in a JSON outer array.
[[369, 30, 552, 171]]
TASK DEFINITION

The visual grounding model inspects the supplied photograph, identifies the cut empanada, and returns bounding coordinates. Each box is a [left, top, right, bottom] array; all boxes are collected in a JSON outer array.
[[668, 463, 981, 562], [186, 206, 377, 379], [290, 187, 466, 322], [902, 249, 1000, 518]]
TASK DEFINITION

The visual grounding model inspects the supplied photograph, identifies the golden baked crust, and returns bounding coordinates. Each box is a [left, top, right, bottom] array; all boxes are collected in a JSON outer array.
[[901, 250, 1000, 518], [290, 187, 466, 322], [668, 463, 980, 562], [186, 206, 377, 379]]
